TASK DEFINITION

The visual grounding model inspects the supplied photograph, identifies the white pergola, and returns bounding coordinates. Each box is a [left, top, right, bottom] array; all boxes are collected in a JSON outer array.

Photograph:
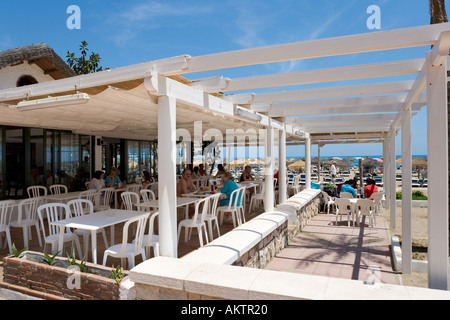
[[0, 23, 449, 290]]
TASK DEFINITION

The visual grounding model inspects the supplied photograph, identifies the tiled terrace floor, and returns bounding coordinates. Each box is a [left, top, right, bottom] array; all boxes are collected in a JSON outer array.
[[0, 202, 400, 294], [266, 212, 400, 285]]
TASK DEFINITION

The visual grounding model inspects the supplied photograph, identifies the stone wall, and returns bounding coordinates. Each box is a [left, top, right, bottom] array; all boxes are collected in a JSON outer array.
[[131, 189, 322, 300], [2, 251, 132, 300]]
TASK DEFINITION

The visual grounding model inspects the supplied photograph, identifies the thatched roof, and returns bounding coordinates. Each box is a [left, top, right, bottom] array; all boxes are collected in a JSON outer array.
[[0, 43, 76, 80]]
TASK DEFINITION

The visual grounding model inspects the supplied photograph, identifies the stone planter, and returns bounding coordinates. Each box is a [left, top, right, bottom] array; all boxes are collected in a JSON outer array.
[[2, 251, 131, 300]]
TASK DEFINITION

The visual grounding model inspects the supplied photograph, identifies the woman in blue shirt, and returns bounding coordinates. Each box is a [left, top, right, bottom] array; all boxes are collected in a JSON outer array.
[[105, 167, 122, 188], [220, 172, 241, 207]]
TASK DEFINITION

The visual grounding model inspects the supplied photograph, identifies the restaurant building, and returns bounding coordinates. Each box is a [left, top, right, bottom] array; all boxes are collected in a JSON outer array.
[[0, 43, 160, 198]]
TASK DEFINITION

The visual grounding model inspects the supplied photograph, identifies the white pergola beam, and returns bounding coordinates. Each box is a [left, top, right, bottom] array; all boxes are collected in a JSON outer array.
[[226, 80, 415, 105], [276, 103, 424, 117], [182, 23, 450, 74], [267, 93, 426, 114], [220, 59, 424, 92]]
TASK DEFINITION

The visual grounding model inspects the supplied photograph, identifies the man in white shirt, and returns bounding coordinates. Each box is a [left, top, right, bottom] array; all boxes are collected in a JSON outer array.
[[330, 162, 337, 183]]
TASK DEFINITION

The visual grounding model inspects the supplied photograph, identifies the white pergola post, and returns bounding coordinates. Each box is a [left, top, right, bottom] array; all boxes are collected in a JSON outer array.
[[157, 95, 178, 258], [264, 124, 275, 212], [317, 144, 321, 184], [305, 136, 311, 189], [278, 126, 287, 204], [401, 109, 413, 274], [382, 138, 389, 208], [426, 51, 449, 290], [389, 129, 397, 228]]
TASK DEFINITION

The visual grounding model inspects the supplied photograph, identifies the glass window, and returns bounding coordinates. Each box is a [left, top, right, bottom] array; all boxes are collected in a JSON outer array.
[[127, 140, 140, 183], [60, 132, 80, 191]]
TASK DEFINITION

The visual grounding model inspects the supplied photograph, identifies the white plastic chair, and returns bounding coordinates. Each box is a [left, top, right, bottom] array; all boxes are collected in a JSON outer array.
[[78, 189, 99, 213], [121, 192, 140, 211], [356, 199, 376, 227], [249, 183, 265, 212], [142, 211, 159, 258], [27, 186, 47, 198], [10, 197, 44, 248], [321, 191, 335, 214], [369, 192, 384, 215], [200, 193, 222, 241], [217, 186, 246, 228], [68, 199, 108, 260], [102, 212, 150, 270], [139, 189, 156, 202], [49, 184, 68, 195], [0, 200, 16, 254], [339, 192, 354, 198], [334, 198, 353, 227], [287, 175, 301, 196], [177, 196, 210, 247], [126, 184, 141, 194], [37, 203, 82, 257], [94, 187, 114, 211]]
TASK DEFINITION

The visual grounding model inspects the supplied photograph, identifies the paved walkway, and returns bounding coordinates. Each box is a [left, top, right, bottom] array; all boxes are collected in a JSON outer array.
[[266, 212, 400, 285]]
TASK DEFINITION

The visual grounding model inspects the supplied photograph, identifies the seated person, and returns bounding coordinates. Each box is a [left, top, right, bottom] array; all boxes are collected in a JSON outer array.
[[105, 167, 122, 188], [177, 169, 196, 196], [239, 165, 254, 182], [198, 164, 206, 176], [364, 178, 378, 198], [89, 170, 105, 189], [220, 172, 241, 207], [340, 180, 356, 197], [177, 169, 196, 218], [142, 170, 154, 189], [191, 166, 200, 179], [215, 164, 226, 178]]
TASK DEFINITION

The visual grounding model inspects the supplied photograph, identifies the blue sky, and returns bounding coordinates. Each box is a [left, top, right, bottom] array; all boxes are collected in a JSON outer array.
[[0, 0, 444, 157]]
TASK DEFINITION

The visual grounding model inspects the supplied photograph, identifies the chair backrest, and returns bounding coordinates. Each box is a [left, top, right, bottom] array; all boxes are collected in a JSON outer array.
[[370, 192, 384, 202], [27, 186, 47, 198], [126, 184, 141, 193], [68, 199, 94, 217], [334, 198, 352, 212], [340, 192, 353, 198], [140, 189, 156, 202], [236, 187, 246, 207], [38, 203, 71, 239], [206, 193, 221, 218], [49, 184, 68, 195], [0, 200, 16, 228], [357, 199, 374, 214], [121, 192, 140, 211], [191, 196, 210, 225], [78, 189, 98, 202], [17, 197, 44, 224], [146, 212, 159, 239], [321, 191, 331, 204], [97, 188, 114, 206], [117, 213, 150, 256]]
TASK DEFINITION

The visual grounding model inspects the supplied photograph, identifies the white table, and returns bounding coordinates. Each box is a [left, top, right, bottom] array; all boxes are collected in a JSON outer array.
[[136, 197, 200, 219], [45, 191, 83, 203], [51, 209, 146, 264]]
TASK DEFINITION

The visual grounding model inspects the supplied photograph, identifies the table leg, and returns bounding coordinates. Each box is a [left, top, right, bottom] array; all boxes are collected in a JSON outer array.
[[91, 230, 97, 264], [110, 225, 115, 246], [57, 226, 65, 256]]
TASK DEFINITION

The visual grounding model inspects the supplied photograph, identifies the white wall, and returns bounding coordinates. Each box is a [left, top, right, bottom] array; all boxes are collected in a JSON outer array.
[[0, 62, 54, 90]]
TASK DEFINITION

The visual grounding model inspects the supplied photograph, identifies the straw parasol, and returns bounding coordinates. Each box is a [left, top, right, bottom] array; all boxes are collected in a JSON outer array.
[[288, 159, 306, 169], [250, 159, 264, 165], [412, 157, 427, 167], [396, 157, 402, 163], [230, 159, 245, 166], [193, 159, 205, 166]]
